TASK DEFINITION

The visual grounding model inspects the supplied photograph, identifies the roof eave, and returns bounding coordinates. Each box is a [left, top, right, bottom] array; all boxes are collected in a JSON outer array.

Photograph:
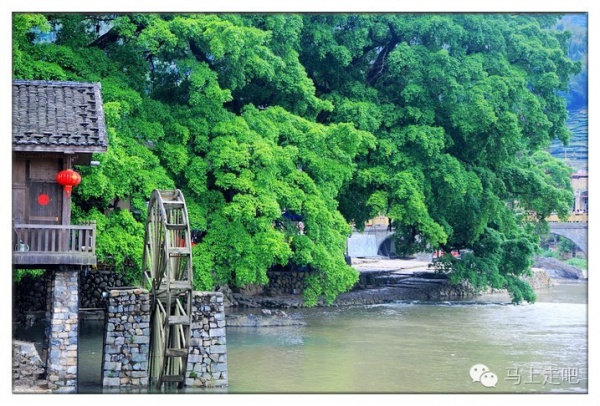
[[12, 145, 108, 154]]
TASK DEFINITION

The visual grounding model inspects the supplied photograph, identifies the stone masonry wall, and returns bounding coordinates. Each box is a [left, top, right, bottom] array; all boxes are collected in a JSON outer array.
[[12, 340, 49, 392], [186, 292, 228, 387], [13, 270, 126, 326], [80, 270, 126, 308], [102, 290, 227, 389], [265, 271, 306, 295], [102, 288, 151, 388], [46, 270, 79, 393]]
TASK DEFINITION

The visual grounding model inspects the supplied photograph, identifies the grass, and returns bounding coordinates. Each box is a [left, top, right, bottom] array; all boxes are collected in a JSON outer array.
[[565, 257, 588, 270], [538, 248, 587, 270]]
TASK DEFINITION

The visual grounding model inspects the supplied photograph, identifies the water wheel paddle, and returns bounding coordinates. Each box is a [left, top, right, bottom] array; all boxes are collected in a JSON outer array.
[[142, 189, 194, 389]]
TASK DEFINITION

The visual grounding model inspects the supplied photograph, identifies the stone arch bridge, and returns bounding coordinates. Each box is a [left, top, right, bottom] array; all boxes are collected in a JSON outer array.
[[347, 227, 395, 258], [347, 222, 588, 258], [547, 222, 588, 257]]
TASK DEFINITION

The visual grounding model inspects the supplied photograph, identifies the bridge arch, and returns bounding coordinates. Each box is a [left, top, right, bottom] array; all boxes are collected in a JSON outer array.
[[347, 228, 394, 258], [378, 235, 395, 257], [547, 222, 587, 257]]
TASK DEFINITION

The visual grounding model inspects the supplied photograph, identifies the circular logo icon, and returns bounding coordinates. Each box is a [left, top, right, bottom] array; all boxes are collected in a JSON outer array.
[[469, 364, 489, 382], [480, 372, 499, 388]]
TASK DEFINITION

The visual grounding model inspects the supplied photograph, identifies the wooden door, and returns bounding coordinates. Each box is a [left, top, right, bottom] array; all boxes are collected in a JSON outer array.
[[29, 181, 62, 224]]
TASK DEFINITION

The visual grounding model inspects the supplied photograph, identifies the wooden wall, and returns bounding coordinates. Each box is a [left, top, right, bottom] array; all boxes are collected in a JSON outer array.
[[12, 153, 66, 226]]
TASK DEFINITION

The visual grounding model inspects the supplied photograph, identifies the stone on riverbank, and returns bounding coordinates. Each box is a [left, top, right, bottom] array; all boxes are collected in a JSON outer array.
[[230, 260, 562, 309], [12, 340, 50, 393], [226, 311, 306, 327], [533, 257, 586, 280]]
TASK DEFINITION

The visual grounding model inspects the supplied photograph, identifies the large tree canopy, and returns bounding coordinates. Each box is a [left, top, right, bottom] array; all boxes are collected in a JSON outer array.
[[297, 14, 578, 302], [13, 13, 578, 304]]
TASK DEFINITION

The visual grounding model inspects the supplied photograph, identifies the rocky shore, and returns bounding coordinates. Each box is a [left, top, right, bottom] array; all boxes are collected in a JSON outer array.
[[13, 256, 586, 329], [224, 256, 585, 310], [532, 256, 587, 280], [217, 255, 587, 327]]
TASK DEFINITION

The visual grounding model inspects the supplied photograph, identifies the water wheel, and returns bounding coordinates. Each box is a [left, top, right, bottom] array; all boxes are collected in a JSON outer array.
[[142, 189, 194, 389]]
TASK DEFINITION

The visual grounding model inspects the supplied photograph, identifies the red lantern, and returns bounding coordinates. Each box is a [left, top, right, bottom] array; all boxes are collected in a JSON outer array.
[[56, 169, 82, 197]]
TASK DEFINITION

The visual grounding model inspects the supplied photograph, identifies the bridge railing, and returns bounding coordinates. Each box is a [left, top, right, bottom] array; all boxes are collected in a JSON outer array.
[[546, 212, 588, 223]]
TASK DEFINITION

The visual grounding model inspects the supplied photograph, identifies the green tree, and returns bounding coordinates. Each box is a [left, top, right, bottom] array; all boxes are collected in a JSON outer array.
[[298, 13, 578, 303], [12, 13, 370, 303], [13, 13, 578, 304], [557, 237, 576, 259]]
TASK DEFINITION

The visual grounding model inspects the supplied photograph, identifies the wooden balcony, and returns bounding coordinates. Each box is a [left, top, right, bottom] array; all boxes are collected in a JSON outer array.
[[12, 223, 97, 267]]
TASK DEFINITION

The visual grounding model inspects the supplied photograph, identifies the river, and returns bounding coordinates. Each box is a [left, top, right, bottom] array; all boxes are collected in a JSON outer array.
[[16, 281, 588, 394]]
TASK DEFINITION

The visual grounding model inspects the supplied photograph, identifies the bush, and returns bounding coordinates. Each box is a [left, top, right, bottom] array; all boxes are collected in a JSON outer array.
[[13, 269, 45, 283], [539, 248, 559, 258], [565, 257, 587, 270]]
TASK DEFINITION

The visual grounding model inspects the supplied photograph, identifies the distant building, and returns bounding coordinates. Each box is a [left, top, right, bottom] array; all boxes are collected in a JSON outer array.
[[364, 214, 389, 229], [546, 168, 588, 223], [571, 169, 588, 214]]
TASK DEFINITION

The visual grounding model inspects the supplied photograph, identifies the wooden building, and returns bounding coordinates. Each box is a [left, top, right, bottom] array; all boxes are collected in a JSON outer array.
[[12, 79, 109, 393], [12, 80, 108, 267]]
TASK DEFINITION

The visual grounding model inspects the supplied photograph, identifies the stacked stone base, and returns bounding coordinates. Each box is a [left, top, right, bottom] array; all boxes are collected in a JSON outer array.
[[264, 271, 306, 295], [102, 288, 151, 388], [12, 340, 50, 393], [186, 292, 228, 387], [102, 289, 228, 390], [46, 270, 79, 393]]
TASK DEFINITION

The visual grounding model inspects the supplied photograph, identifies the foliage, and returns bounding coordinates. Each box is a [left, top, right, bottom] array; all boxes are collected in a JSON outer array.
[[557, 237, 576, 258], [12, 12, 579, 304], [539, 248, 560, 259], [433, 226, 538, 303], [565, 257, 587, 270], [13, 13, 364, 303], [555, 14, 587, 109], [299, 13, 577, 303], [71, 206, 145, 285], [13, 269, 45, 283]]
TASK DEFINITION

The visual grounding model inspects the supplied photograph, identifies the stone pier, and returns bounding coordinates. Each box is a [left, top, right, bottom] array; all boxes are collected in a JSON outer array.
[[102, 289, 227, 390], [186, 292, 228, 387], [102, 288, 151, 389], [45, 270, 79, 393]]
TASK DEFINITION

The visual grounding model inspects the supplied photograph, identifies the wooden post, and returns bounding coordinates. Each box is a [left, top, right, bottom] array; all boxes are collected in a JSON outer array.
[[61, 155, 73, 227]]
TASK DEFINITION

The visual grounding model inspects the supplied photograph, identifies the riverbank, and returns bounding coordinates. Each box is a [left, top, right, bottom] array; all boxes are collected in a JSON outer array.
[[228, 256, 585, 309], [14, 256, 585, 326]]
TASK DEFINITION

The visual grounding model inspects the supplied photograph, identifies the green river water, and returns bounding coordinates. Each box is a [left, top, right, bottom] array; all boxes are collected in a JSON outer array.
[[16, 281, 588, 395]]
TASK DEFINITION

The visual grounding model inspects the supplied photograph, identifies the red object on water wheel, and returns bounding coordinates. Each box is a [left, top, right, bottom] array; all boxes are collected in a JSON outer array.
[[56, 169, 82, 197]]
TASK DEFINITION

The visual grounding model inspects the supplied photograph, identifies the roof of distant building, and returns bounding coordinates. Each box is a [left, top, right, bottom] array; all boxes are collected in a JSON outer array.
[[12, 80, 108, 153]]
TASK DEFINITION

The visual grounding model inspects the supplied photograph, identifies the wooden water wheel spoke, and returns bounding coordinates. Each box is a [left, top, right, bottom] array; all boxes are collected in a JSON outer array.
[[149, 299, 167, 381], [142, 189, 194, 389]]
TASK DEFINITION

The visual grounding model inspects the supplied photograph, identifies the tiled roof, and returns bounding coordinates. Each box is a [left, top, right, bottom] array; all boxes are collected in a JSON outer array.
[[12, 80, 108, 153]]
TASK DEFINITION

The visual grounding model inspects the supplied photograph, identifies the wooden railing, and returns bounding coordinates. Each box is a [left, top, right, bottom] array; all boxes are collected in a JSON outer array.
[[13, 223, 96, 254]]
